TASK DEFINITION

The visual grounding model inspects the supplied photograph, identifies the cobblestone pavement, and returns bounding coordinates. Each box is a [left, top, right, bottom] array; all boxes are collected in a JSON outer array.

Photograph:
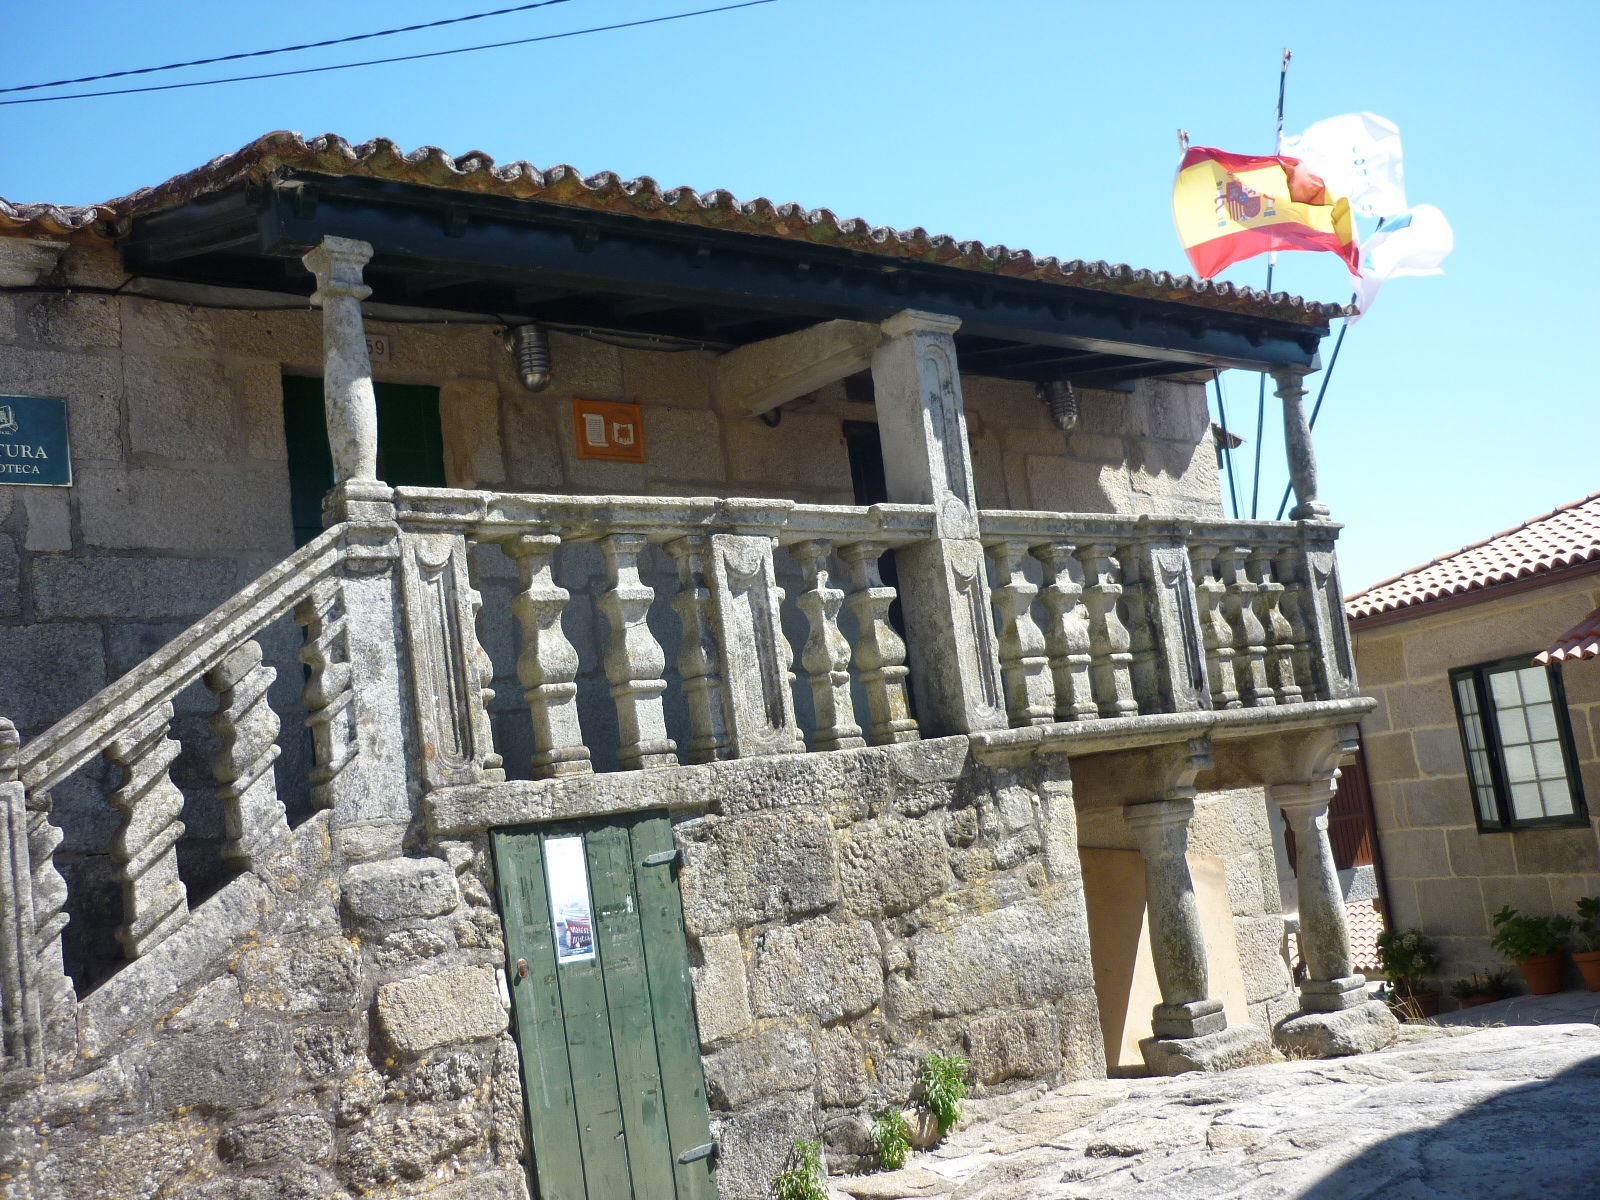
[[835, 1024, 1600, 1200]]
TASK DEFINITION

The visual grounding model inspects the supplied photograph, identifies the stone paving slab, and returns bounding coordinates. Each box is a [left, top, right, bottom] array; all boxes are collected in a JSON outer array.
[[834, 1024, 1600, 1199]]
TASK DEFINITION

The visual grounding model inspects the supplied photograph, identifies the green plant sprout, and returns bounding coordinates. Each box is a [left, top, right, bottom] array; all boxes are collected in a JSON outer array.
[[771, 1138, 827, 1200], [873, 1107, 912, 1170], [918, 1052, 970, 1134]]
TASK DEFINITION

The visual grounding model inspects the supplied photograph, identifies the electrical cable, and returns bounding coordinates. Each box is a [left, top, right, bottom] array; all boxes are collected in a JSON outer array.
[[1212, 369, 1240, 521], [0, 1, 779, 107], [0, 282, 733, 351], [0, 0, 581, 95]]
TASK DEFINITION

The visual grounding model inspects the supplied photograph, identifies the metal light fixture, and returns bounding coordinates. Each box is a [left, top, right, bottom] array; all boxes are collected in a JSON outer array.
[[507, 324, 553, 391], [1041, 380, 1079, 431]]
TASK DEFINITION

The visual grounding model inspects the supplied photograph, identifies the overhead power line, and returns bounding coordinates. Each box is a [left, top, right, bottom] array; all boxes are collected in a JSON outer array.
[[0, 1, 778, 107], [0, 0, 581, 95]]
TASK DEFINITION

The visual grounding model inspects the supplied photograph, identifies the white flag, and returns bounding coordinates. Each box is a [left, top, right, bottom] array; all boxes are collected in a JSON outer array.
[[1282, 112, 1407, 219], [1351, 204, 1454, 320]]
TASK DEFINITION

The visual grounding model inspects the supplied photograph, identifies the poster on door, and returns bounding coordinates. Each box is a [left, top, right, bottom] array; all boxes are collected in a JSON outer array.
[[545, 836, 596, 963]]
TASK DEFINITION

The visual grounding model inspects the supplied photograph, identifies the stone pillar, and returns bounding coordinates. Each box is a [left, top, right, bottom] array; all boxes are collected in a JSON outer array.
[[1271, 365, 1328, 521], [1270, 725, 1398, 1057], [870, 311, 1006, 736], [1272, 777, 1362, 1009], [1125, 797, 1222, 1040], [303, 236, 380, 487]]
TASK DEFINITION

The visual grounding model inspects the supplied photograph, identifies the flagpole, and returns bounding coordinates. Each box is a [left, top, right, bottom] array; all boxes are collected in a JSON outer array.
[[1250, 47, 1292, 520], [1274, 293, 1354, 520]]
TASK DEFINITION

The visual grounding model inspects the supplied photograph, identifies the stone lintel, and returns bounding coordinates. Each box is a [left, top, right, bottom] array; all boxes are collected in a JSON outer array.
[[711, 318, 882, 416], [0, 238, 68, 287]]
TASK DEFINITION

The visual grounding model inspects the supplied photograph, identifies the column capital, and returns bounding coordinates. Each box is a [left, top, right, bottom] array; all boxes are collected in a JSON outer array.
[[881, 309, 962, 339], [302, 236, 375, 305], [1124, 794, 1197, 833], [1268, 775, 1339, 827]]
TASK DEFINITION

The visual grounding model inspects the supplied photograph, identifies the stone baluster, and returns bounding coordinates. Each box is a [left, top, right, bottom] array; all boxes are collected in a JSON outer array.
[[1033, 542, 1098, 722], [666, 534, 731, 764], [204, 640, 288, 873], [986, 539, 1054, 726], [1076, 543, 1136, 719], [838, 541, 919, 745], [26, 792, 74, 1061], [104, 704, 188, 959], [1274, 543, 1317, 703], [1119, 537, 1162, 714], [598, 533, 677, 770], [1190, 544, 1239, 709], [1251, 545, 1301, 705], [1296, 527, 1358, 701], [1219, 546, 1271, 707], [791, 539, 865, 751], [505, 534, 592, 778], [870, 310, 1006, 735], [295, 580, 356, 810]]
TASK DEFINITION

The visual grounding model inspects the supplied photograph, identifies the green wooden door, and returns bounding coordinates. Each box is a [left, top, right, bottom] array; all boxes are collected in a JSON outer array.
[[493, 813, 719, 1200], [281, 375, 447, 546]]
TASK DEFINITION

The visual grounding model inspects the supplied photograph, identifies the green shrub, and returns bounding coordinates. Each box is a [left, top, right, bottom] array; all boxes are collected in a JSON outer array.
[[1449, 969, 1515, 1001], [1574, 897, 1600, 952], [1489, 905, 1571, 961], [1375, 927, 1440, 994], [771, 1139, 827, 1200], [873, 1107, 912, 1170], [918, 1052, 970, 1134]]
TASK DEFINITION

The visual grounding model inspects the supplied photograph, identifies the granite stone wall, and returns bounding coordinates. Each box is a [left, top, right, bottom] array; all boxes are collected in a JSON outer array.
[[1353, 574, 1600, 987]]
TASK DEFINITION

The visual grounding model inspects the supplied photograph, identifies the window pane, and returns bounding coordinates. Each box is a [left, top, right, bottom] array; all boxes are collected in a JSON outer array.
[[1503, 744, 1536, 783], [1496, 704, 1531, 746], [1511, 781, 1544, 821], [1525, 703, 1559, 741], [1475, 785, 1500, 825], [1517, 666, 1553, 704], [1455, 678, 1479, 716], [1490, 670, 1524, 708], [1533, 740, 1568, 781], [1541, 781, 1576, 818]]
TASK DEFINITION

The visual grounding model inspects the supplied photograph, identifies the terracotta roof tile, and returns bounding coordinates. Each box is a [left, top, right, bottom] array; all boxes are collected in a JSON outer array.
[[1537, 606, 1600, 665], [1346, 492, 1600, 621], [0, 130, 1346, 324], [1345, 898, 1383, 973]]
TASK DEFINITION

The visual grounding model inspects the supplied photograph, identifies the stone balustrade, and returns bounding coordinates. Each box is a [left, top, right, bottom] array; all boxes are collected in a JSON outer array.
[[978, 511, 1354, 730]]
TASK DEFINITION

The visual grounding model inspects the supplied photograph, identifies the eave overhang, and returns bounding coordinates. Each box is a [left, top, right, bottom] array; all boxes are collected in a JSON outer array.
[[120, 171, 1327, 385]]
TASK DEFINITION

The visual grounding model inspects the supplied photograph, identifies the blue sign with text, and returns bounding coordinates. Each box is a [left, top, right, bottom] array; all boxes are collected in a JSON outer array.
[[0, 395, 71, 487]]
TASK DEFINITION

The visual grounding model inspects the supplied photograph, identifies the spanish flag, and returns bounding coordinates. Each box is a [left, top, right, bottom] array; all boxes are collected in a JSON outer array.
[[1173, 146, 1359, 280]]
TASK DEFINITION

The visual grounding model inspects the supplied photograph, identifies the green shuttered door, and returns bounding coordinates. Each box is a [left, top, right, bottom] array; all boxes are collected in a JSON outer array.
[[493, 814, 718, 1200]]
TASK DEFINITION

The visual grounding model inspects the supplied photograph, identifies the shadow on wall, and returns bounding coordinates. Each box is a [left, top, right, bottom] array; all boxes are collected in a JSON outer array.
[[1299, 1054, 1600, 1199]]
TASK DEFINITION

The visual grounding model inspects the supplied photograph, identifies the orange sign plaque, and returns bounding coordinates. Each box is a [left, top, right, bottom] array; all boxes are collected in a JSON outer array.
[[571, 397, 646, 463]]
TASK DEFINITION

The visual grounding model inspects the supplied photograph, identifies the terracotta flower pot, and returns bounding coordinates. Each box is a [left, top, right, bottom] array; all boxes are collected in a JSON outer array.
[[1517, 953, 1565, 996], [1574, 949, 1600, 993], [1459, 994, 1501, 1009]]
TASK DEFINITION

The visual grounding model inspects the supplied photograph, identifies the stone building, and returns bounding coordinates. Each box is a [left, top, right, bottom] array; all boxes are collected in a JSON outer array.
[[0, 132, 1386, 1200], [1346, 494, 1600, 993]]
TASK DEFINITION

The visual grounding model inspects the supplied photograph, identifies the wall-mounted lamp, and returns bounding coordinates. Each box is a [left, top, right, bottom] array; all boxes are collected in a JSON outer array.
[[506, 324, 553, 391], [1041, 380, 1079, 432]]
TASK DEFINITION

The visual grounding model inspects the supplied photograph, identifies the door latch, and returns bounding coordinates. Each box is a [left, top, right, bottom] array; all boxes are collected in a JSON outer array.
[[641, 848, 683, 868], [677, 1141, 718, 1165], [515, 958, 529, 980]]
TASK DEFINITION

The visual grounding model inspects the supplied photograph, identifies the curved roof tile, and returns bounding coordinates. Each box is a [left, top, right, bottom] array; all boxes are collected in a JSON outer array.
[[0, 130, 1346, 324], [1346, 492, 1600, 620]]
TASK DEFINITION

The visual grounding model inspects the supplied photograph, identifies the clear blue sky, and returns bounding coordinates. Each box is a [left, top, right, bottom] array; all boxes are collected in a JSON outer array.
[[5, 0, 1596, 591]]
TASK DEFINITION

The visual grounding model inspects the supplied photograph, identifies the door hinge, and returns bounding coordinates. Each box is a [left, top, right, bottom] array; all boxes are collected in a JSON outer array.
[[641, 848, 684, 868], [677, 1140, 718, 1165]]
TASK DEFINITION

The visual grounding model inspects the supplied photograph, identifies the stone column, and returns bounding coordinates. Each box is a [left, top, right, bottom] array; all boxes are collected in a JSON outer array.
[[1269, 725, 1397, 1057], [1271, 365, 1328, 521], [303, 236, 380, 487], [1272, 777, 1362, 1009], [870, 311, 1006, 736], [1125, 797, 1223, 1040]]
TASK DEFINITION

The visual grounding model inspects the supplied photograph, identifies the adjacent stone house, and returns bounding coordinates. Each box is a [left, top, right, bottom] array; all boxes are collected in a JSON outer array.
[[1346, 494, 1600, 995], [0, 132, 1386, 1200]]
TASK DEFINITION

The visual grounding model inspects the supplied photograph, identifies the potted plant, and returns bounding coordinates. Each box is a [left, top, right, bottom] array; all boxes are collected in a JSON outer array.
[[1375, 927, 1442, 1018], [1489, 905, 1572, 995], [1573, 897, 1600, 992], [1450, 969, 1516, 1008]]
